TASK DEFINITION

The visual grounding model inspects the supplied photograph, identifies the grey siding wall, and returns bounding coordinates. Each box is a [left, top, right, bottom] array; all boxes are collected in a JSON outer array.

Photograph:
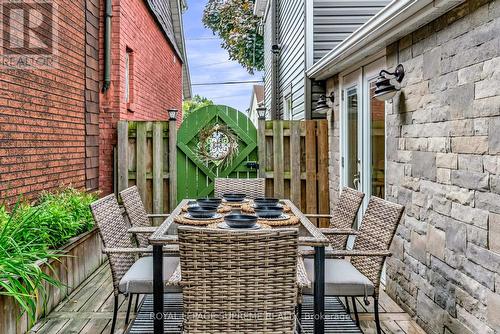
[[263, 0, 390, 119], [263, 5, 273, 113], [277, 0, 306, 120], [313, 0, 389, 62]]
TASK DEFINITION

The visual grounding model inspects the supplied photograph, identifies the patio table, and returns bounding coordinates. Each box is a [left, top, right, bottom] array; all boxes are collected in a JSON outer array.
[[148, 199, 330, 334]]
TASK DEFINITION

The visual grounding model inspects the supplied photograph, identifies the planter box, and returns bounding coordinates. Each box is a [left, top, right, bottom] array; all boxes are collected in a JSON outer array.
[[0, 228, 106, 334]]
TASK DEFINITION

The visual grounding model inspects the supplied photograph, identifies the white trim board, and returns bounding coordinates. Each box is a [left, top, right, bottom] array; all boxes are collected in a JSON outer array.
[[307, 0, 465, 80]]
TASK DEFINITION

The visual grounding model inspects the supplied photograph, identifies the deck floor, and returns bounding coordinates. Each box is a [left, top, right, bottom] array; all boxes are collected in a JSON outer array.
[[30, 264, 425, 334]]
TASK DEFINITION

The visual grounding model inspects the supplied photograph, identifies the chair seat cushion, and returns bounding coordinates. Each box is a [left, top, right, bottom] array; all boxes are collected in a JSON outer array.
[[302, 258, 374, 296], [119, 256, 181, 294]]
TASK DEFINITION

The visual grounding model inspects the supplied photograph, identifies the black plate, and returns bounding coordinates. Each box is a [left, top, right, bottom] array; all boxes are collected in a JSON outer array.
[[223, 193, 247, 202], [254, 205, 284, 218], [186, 206, 217, 219], [224, 214, 258, 228], [254, 197, 280, 207], [197, 198, 222, 205]]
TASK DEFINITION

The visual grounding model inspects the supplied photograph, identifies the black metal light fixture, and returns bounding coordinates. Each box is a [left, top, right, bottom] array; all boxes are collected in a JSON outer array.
[[271, 44, 281, 54], [256, 104, 267, 120], [374, 64, 405, 101], [315, 92, 335, 115], [168, 108, 178, 121]]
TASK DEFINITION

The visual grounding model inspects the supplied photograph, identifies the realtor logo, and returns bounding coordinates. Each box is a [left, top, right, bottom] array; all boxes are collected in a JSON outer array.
[[0, 0, 58, 69]]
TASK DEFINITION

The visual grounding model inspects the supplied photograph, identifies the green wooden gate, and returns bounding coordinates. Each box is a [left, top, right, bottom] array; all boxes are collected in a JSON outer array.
[[177, 105, 258, 200]]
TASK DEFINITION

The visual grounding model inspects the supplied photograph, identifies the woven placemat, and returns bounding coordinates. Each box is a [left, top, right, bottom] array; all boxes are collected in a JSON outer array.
[[241, 203, 292, 214], [181, 205, 232, 214], [222, 200, 248, 208], [174, 214, 224, 226], [207, 222, 272, 230], [258, 216, 300, 227]]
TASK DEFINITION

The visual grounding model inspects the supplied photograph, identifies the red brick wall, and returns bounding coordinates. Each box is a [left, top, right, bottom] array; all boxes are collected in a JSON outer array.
[[98, 0, 183, 194], [0, 0, 87, 202]]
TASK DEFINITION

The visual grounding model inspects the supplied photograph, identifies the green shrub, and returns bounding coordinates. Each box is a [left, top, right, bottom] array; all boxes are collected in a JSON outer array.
[[0, 188, 97, 325]]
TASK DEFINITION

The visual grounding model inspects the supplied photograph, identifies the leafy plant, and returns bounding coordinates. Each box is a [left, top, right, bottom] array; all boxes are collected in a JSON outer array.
[[0, 188, 97, 325], [203, 0, 264, 74], [182, 95, 214, 118]]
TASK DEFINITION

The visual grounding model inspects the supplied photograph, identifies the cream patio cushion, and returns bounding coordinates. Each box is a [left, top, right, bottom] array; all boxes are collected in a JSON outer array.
[[302, 258, 374, 296], [119, 256, 181, 294]]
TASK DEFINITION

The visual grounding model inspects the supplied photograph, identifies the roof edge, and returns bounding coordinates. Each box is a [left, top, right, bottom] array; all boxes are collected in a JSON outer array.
[[144, 0, 184, 63], [171, 0, 192, 99], [306, 0, 465, 80]]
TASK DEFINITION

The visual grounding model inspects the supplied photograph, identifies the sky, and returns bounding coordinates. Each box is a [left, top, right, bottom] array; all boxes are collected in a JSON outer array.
[[183, 1, 263, 113]]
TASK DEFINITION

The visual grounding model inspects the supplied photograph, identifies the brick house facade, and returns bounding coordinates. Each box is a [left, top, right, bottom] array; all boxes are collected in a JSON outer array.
[[308, 0, 500, 333], [0, 0, 92, 201], [0, 0, 188, 202], [98, 0, 185, 194]]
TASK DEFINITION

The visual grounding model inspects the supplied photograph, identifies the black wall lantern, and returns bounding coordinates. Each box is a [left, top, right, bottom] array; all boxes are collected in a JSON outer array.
[[271, 44, 281, 54], [374, 64, 405, 101], [315, 92, 335, 115], [256, 104, 267, 120], [168, 108, 178, 121]]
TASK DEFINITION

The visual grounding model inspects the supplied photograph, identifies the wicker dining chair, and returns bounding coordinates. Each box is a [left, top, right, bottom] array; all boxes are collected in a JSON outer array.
[[120, 186, 170, 248], [322, 187, 365, 250], [178, 226, 299, 334], [214, 177, 265, 199], [90, 194, 180, 333], [301, 196, 404, 334]]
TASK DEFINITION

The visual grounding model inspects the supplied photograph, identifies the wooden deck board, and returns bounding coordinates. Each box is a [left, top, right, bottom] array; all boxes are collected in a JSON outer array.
[[31, 263, 425, 334]]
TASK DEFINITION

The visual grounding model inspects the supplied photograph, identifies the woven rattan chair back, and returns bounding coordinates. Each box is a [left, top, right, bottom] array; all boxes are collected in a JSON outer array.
[[178, 226, 298, 334], [90, 194, 136, 295], [351, 197, 404, 293], [119, 186, 150, 248], [214, 177, 265, 199], [329, 187, 365, 249]]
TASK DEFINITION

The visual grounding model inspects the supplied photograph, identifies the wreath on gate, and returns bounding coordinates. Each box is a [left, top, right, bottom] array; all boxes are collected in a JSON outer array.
[[196, 124, 239, 167]]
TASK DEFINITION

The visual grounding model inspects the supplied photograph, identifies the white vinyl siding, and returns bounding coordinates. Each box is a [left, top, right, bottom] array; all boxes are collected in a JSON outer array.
[[277, 0, 305, 120], [313, 0, 390, 62], [263, 5, 273, 112]]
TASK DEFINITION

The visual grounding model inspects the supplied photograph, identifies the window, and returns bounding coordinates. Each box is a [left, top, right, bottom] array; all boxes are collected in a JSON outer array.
[[125, 48, 134, 110]]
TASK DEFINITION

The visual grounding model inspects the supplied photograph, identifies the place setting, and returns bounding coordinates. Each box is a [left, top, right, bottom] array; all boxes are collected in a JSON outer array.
[[243, 197, 299, 227], [176, 198, 225, 225], [220, 192, 250, 207], [209, 213, 270, 230]]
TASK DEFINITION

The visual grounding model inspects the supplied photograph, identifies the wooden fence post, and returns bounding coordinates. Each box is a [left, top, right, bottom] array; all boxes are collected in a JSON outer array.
[[168, 117, 177, 210], [258, 119, 266, 178], [152, 123, 164, 215], [273, 120, 285, 198], [117, 121, 128, 193]]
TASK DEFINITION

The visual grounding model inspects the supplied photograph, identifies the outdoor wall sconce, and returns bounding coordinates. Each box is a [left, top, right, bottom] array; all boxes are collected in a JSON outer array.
[[315, 92, 335, 115], [271, 44, 281, 54], [374, 64, 405, 101], [256, 104, 267, 120], [168, 108, 178, 121]]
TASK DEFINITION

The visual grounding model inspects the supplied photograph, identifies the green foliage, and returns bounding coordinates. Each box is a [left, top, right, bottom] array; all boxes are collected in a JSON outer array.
[[203, 0, 264, 74], [0, 188, 97, 325], [182, 95, 214, 117]]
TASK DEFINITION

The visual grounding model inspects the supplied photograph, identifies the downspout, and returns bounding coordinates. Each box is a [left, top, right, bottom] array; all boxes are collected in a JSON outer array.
[[270, 0, 279, 119], [102, 0, 112, 92]]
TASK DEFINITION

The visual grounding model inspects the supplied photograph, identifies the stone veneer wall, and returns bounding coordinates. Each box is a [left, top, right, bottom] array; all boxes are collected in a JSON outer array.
[[326, 0, 500, 333], [385, 0, 500, 333]]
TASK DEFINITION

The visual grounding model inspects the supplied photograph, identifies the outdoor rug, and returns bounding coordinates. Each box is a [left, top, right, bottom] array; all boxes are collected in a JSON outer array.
[[127, 293, 362, 334]]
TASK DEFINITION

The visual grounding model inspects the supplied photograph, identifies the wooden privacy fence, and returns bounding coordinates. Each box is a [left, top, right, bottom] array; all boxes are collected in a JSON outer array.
[[116, 120, 177, 214], [258, 120, 330, 226], [115, 117, 330, 226]]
